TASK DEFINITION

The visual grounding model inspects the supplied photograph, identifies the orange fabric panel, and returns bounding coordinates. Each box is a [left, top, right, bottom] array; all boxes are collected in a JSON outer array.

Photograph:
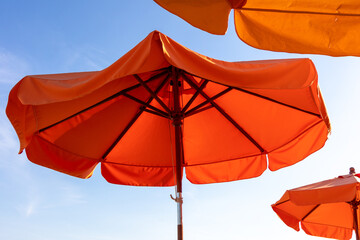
[[247, 87, 320, 120], [186, 154, 266, 184], [272, 206, 301, 231], [39, 95, 142, 159], [279, 203, 318, 221], [26, 135, 98, 178], [17, 32, 170, 105], [273, 201, 354, 240], [183, 107, 261, 165], [154, 0, 232, 34], [214, 88, 323, 152], [234, 7, 360, 56], [272, 191, 319, 227], [161, 35, 316, 89], [268, 120, 329, 171], [288, 176, 358, 205], [106, 112, 175, 166], [13, 32, 319, 107], [303, 203, 353, 229], [32, 74, 139, 130], [18, 71, 98, 104], [154, 0, 360, 56], [36, 77, 166, 160], [6, 81, 37, 152], [301, 222, 353, 240], [242, 0, 360, 12], [101, 162, 179, 186]]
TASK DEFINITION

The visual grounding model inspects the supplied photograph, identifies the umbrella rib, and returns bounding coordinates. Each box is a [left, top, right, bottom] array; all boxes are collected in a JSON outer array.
[[301, 204, 320, 221], [181, 79, 209, 114], [101, 110, 144, 160], [38, 70, 169, 133], [181, 72, 265, 153], [122, 92, 170, 118], [232, 87, 321, 117], [134, 74, 172, 115], [141, 107, 169, 119], [101, 74, 171, 160], [185, 105, 214, 118], [180, 71, 320, 117], [241, 7, 360, 17], [184, 87, 232, 117]]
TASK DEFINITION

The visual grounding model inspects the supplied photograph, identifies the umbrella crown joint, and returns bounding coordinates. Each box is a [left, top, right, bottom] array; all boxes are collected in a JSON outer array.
[[349, 200, 360, 208], [170, 79, 182, 87], [171, 113, 184, 126]]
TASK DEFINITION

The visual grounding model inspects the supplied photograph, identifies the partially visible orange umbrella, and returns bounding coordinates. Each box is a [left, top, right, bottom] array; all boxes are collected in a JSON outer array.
[[154, 0, 360, 56], [7, 31, 330, 240], [272, 168, 360, 240]]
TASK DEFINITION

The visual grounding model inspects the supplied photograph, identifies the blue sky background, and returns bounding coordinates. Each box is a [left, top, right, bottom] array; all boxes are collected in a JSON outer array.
[[1, 1, 360, 240]]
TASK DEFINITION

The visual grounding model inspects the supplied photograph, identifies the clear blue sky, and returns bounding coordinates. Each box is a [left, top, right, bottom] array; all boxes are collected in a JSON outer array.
[[1, 1, 360, 240]]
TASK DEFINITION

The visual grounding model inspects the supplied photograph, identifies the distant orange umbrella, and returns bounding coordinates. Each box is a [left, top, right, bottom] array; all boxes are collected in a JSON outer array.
[[7, 31, 330, 240], [272, 168, 360, 240], [154, 0, 360, 56]]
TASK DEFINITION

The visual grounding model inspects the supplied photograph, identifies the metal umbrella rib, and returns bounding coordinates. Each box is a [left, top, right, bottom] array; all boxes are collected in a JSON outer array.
[[182, 71, 265, 153], [102, 72, 171, 160]]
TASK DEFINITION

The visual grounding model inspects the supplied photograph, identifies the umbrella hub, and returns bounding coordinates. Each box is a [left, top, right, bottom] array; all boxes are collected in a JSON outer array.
[[170, 67, 184, 127], [350, 200, 360, 208], [171, 113, 184, 126]]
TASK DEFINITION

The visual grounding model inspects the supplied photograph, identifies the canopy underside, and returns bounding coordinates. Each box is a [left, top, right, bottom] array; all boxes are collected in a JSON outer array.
[[23, 66, 329, 185]]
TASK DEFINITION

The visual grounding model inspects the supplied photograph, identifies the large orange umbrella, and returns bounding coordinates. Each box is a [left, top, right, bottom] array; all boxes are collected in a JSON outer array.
[[6, 31, 330, 240], [154, 0, 360, 56], [272, 168, 360, 240]]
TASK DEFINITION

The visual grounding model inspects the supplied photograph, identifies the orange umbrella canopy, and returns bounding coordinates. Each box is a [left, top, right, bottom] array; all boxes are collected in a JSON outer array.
[[272, 173, 360, 240], [6, 31, 330, 186], [154, 0, 360, 56]]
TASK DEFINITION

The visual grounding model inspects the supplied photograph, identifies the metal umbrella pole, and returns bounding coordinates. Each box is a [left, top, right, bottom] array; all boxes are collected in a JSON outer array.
[[349, 168, 360, 240], [351, 201, 360, 240], [170, 67, 184, 240]]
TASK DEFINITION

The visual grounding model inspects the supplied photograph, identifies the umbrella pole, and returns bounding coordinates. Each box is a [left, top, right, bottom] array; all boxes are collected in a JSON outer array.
[[172, 67, 184, 240], [351, 202, 360, 240], [175, 124, 183, 240]]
